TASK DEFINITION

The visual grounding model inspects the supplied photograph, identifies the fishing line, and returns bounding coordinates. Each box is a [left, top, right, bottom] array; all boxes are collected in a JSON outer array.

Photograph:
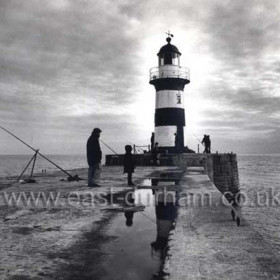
[[99, 139, 118, 155]]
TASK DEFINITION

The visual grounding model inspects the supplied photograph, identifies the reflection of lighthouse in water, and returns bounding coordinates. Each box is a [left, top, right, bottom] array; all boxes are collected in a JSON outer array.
[[150, 33, 190, 153], [151, 190, 178, 258]]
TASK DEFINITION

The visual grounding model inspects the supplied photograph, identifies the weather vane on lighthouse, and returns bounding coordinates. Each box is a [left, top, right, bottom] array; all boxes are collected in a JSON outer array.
[[149, 33, 190, 153], [165, 31, 174, 38]]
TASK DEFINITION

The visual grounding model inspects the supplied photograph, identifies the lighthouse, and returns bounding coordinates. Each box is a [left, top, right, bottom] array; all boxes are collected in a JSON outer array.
[[149, 33, 190, 153]]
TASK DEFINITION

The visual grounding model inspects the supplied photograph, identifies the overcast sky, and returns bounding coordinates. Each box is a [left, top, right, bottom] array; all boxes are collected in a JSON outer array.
[[0, 0, 280, 155]]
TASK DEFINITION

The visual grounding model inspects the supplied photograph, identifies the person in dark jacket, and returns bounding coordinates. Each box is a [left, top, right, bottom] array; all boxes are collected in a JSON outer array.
[[123, 145, 135, 186], [201, 134, 211, 154], [150, 132, 155, 151], [174, 132, 179, 153], [87, 128, 102, 187], [152, 142, 159, 165]]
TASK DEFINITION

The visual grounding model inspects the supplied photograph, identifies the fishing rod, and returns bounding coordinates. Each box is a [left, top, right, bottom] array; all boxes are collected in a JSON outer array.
[[99, 139, 118, 155], [190, 129, 204, 146], [0, 125, 73, 178]]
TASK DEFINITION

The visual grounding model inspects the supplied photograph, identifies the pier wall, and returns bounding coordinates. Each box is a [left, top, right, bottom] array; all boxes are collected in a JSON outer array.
[[105, 153, 207, 167], [212, 153, 240, 201], [105, 154, 152, 166], [161, 153, 240, 199]]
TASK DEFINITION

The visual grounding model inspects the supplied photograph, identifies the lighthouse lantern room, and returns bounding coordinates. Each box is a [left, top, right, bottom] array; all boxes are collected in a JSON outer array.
[[149, 34, 190, 153]]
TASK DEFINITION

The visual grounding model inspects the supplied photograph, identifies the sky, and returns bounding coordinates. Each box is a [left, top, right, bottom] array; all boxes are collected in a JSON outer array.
[[0, 0, 280, 155]]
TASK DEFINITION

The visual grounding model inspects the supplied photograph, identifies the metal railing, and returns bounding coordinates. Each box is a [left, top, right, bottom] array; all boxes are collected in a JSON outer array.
[[149, 66, 190, 81]]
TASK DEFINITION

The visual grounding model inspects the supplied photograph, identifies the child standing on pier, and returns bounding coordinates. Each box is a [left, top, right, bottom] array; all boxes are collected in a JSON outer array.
[[123, 145, 135, 186]]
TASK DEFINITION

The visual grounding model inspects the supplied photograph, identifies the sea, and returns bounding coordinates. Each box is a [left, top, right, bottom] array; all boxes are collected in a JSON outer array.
[[0, 154, 87, 178], [237, 154, 280, 258], [0, 154, 280, 257]]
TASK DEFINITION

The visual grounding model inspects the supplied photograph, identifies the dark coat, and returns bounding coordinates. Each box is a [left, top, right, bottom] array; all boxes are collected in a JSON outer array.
[[150, 134, 155, 150], [152, 147, 159, 161], [202, 135, 211, 146], [123, 153, 135, 173], [87, 134, 102, 166]]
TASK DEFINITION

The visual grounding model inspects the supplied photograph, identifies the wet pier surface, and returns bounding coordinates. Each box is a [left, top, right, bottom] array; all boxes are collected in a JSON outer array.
[[0, 166, 280, 279]]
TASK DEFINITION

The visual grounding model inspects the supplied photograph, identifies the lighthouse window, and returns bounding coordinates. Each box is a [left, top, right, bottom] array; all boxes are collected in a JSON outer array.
[[159, 56, 165, 66], [172, 53, 180, 65], [176, 92, 182, 104], [159, 53, 180, 65]]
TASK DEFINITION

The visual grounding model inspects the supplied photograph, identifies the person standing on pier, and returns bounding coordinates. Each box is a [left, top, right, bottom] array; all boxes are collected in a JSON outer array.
[[201, 134, 211, 154], [123, 145, 135, 186], [87, 128, 102, 187], [152, 142, 160, 165], [150, 132, 155, 151], [174, 132, 179, 153]]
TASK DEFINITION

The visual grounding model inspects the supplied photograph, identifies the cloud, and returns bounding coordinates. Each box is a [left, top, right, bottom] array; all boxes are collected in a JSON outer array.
[[1, 0, 280, 154], [201, 0, 280, 62], [0, 0, 142, 99], [0, 0, 145, 152]]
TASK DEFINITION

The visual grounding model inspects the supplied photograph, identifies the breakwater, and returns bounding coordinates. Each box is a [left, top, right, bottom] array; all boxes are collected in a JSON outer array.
[[106, 153, 240, 198]]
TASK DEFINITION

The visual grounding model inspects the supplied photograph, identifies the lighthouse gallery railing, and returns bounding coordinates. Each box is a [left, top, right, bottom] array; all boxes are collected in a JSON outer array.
[[149, 66, 190, 81]]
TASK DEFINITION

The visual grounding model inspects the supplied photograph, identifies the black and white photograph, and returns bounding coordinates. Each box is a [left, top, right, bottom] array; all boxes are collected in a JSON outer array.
[[0, 0, 280, 279]]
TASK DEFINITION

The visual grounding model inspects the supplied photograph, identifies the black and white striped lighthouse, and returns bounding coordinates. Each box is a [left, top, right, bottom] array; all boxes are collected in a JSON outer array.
[[149, 34, 190, 153]]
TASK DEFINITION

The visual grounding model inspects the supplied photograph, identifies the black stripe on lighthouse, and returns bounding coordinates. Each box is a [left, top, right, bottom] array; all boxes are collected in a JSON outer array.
[[155, 108, 185, 126], [150, 78, 189, 91]]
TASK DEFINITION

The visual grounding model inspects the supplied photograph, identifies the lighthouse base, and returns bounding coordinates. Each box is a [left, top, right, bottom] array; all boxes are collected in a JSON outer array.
[[157, 146, 194, 154], [154, 126, 185, 153]]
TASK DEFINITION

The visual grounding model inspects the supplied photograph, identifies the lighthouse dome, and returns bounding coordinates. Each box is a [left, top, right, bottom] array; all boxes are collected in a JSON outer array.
[[157, 37, 181, 56], [157, 37, 181, 66]]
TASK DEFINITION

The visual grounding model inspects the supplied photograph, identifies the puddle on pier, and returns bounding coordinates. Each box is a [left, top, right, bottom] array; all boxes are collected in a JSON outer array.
[[98, 178, 180, 280]]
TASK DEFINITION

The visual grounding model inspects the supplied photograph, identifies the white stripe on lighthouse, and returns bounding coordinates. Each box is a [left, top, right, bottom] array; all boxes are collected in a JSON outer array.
[[156, 90, 184, 109], [155, 126, 177, 147]]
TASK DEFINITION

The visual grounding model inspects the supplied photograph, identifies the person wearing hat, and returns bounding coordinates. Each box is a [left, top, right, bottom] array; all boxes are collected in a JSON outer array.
[[87, 128, 102, 187]]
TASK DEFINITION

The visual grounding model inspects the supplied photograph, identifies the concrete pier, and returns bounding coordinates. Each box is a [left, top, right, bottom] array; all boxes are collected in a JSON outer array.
[[163, 168, 280, 280], [0, 165, 280, 279]]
